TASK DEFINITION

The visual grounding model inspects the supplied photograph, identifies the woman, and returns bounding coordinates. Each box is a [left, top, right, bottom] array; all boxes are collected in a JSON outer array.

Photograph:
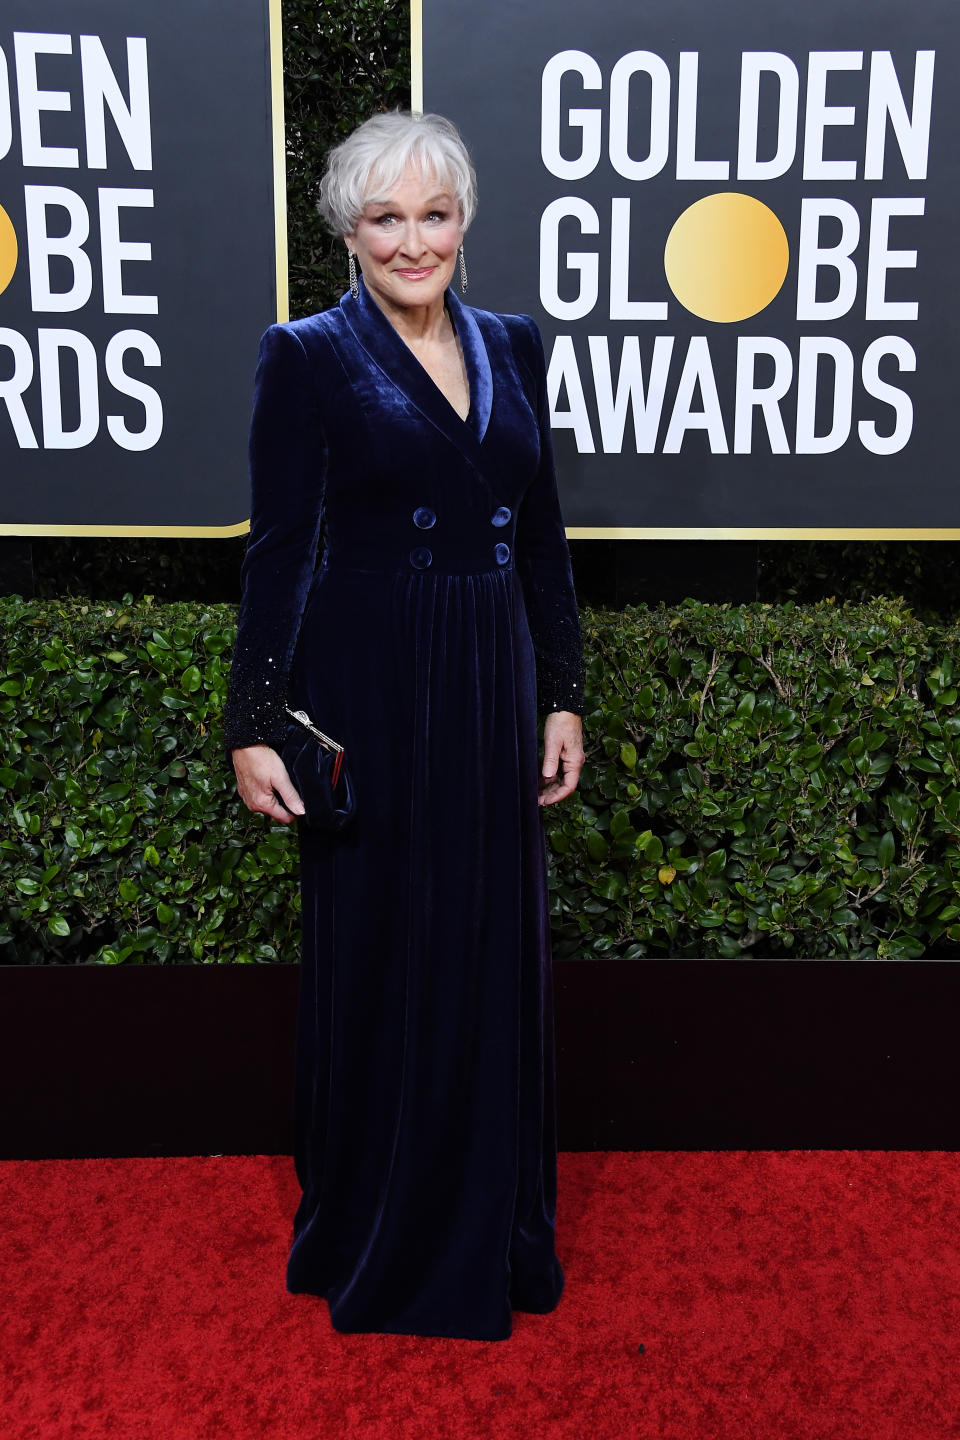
[[225, 111, 585, 1342]]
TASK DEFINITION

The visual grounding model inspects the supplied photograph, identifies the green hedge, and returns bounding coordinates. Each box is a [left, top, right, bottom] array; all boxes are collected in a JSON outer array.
[[3, 596, 960, 963], [283, 0, 410, 320], [556, 602, 960, 959], [1, 599, 299, 966]]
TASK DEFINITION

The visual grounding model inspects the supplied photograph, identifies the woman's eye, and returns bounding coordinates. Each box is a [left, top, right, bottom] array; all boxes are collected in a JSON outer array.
[[367, 209, 449, 226]]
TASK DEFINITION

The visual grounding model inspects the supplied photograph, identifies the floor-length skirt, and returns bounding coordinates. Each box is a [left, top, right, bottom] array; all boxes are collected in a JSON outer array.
[[284, 559, 564, 1340]]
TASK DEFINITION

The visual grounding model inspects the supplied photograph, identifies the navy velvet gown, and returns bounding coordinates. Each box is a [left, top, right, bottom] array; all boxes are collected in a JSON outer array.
[[224, 276, 584, 1341]]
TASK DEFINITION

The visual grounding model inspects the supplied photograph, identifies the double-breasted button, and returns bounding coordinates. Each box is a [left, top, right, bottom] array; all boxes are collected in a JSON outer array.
[[491, 506, 511, 527], [494, 542, 511, 565], [410, 546, 433, 569], [413, 506, 436, 529]]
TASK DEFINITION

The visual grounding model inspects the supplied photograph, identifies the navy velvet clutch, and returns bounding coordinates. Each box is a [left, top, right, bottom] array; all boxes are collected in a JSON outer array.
[[280, 708, 356, 831]]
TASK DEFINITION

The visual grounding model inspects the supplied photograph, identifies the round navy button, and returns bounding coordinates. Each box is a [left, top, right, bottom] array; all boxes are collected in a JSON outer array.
[[413, 506, 436, 529], [494, 542, 511, 565], [491, 506, 511, 527], [410, 546, 433, 569]]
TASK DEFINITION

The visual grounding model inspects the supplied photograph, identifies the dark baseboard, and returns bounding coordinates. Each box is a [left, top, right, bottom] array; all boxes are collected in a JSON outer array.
[[553, 960, 960, 1150], [1, 963, 300, 1161], [2, 960, 959, 1159]]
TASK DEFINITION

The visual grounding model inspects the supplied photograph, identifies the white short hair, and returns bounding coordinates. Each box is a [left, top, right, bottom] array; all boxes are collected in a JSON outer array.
[[317, 110, 478, 237]]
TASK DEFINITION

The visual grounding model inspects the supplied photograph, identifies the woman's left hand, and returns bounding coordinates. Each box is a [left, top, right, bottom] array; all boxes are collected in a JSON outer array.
[[539, 711, 584, 806]]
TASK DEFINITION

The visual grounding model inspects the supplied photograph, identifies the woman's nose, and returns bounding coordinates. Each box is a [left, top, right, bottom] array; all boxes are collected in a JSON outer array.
[[398, 222, 428, 258]]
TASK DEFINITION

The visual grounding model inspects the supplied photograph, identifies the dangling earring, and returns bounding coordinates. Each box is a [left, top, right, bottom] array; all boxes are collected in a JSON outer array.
[[457, 244, 468, 295], [347, 250, 359, 300]]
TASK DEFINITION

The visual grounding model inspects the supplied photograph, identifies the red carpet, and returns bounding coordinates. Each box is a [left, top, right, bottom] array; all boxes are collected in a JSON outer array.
[[3, 1151, 960, 1439]]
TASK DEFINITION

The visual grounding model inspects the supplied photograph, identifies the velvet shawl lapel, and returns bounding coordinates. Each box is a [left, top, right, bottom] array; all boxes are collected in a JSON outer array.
[[340, 277, 494, 458]]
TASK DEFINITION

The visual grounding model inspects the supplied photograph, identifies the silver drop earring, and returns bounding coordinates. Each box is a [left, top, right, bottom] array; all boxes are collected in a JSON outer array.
[[348, 250, 359, 300], [458, 244, 468, 295]]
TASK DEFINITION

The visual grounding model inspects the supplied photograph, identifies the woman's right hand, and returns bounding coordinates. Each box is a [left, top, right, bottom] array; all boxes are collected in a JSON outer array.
[[231, 745, 305, 824]]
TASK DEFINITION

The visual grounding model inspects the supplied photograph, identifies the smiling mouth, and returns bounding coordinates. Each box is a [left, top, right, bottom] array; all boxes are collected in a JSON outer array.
[[393, 267, 436, 280]]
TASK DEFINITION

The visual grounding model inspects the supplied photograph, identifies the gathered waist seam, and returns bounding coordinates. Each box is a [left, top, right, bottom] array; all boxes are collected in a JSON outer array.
[[319, 557, 515, 578]]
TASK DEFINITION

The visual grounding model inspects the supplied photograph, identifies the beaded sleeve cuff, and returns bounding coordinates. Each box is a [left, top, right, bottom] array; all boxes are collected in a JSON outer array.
[[223, 649, 290, 756], [533, 614, 586, 716]]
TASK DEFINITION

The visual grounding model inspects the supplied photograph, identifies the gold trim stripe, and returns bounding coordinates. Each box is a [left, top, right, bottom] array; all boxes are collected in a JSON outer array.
[[269, 0, 289, 323], [8, 523, 960, 541], [565, 527, 960, 541], [0, 521, 250, 538], [410, 0, 423, 112]]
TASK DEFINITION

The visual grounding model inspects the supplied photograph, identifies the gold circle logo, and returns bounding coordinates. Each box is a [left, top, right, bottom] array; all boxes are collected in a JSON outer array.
[[0, 204, 18, 297], [664, 192, 789, 323]]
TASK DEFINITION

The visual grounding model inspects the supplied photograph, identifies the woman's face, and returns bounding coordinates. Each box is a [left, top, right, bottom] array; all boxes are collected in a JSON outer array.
[[348, 166, 462, 314]]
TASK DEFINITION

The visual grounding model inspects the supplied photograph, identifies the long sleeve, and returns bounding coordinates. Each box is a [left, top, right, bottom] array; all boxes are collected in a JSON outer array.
[[509, 315, 585, 717], [223, 323, 327, 754]]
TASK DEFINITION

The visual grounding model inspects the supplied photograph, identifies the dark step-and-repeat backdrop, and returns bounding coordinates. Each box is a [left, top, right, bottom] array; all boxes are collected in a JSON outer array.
[[0, 0, 284, 536], [1, 2, 957, 538], [419, 0, 959, 536]]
